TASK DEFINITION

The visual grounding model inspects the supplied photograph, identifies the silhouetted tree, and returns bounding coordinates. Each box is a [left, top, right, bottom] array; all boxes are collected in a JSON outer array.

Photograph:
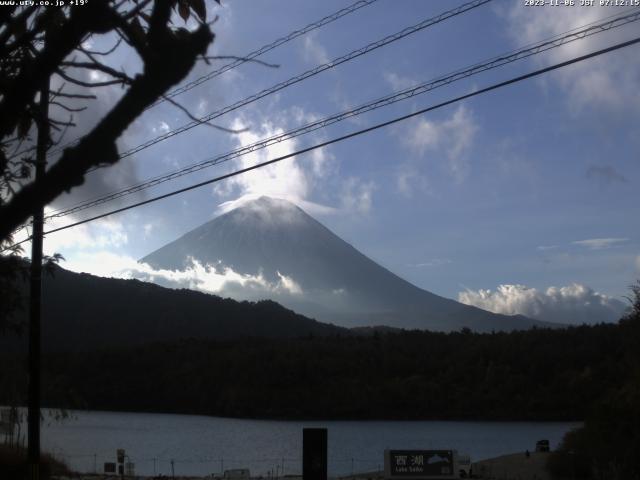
[[547, 281, 640, 480], [0, 0, 220, 330], [0, 0, 217, 241]]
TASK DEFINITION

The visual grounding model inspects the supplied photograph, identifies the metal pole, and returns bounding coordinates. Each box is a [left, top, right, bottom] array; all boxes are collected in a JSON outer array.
[[28, 52, 50, 480]]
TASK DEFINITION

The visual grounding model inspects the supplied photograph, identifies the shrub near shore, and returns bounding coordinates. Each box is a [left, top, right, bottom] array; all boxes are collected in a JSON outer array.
[[0, 444, 70, 480]]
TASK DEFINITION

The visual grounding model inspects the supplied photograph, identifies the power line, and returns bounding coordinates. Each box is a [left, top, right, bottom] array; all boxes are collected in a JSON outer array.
[[43, 10, 640, 221], [152, 0, 380, 107], [46, 0, 381, 157], [44, 0, 493, 216], [96, 0, 492, 163], [6, 35, 638, 252]]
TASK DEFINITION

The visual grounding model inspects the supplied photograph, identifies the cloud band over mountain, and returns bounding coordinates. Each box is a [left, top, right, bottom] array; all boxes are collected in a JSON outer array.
[[458, 283, 628, 325]]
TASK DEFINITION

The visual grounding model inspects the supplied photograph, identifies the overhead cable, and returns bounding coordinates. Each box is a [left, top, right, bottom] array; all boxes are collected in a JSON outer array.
[[4, 35, 636, 253], [46, 0, 381, 157], [103, 0, 492, 161], [44, 10, 640, 221]]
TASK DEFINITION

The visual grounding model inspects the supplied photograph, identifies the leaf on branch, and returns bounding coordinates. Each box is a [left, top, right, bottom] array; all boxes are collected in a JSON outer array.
[[190, 0, 206, 22], [178, 0, 191, 23]]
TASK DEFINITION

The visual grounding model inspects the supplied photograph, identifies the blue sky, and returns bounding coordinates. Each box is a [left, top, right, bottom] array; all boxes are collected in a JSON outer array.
[[24, 0, 640, 322]]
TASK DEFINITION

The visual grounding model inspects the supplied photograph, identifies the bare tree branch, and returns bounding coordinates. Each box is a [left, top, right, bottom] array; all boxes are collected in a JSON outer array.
[[78, 37, 123, 57], [54, 68, 127, 88], [50, 101, 87, 113], [59, 61, 134, 84], [162, 94, 248, 134], [50, 91, 97, 100]]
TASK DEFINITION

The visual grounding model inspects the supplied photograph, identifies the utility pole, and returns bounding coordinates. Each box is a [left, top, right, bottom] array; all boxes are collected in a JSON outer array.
[[27, 41, 50, 480]]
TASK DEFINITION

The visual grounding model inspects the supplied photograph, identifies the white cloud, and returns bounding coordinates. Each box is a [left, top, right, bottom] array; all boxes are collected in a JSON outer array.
[[395, 163, 431, 198], [220, 117, 311, 204], [276, 271, 303, 295], [458, 283, 628, 325], [504, 4, 640, 112], [63, 252, 303, 298], [537, 245, 558, 251], [12, 208, 129, 257], [216, 109, 369, 217], [384, 71, 417, 92], [301, 32, 330, 65], [143, 223, 154, 238], [396, 169, 413, 197], [88, 70, 109, 83], [151, 121, 170, 135], [404, 105, 478, 182], [341, 177, 375, 214], [217, 193, 336, 218], [572, 238, 628, 250], [288, 106, 336, 178]]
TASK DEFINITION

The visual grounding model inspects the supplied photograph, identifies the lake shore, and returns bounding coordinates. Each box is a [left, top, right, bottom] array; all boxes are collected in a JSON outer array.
[[48, 451, 553, 480]]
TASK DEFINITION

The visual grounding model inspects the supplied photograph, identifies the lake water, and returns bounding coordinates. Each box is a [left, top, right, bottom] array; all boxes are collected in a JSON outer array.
[[32, 409, 579, 477]]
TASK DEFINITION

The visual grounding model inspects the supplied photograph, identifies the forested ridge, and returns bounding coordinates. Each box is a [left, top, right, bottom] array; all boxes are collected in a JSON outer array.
[[0, 265, 346, 353], [1, 319, 636, 421]]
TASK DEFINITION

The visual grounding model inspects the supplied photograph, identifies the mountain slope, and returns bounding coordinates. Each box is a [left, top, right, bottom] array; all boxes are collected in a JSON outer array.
[[2, 265, 347, 352], [141, 196, 553, 332]]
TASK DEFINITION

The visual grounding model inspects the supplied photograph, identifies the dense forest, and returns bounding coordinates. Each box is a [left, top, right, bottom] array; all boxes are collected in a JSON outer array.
[[546, 285, 640, 480], [1, 319, 636, 422]]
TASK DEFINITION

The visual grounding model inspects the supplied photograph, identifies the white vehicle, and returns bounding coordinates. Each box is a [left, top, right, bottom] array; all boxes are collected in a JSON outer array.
[[224, 468, 251, 480]]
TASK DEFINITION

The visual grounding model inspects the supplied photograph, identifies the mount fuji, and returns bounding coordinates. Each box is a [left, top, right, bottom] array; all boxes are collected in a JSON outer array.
[[140, 196, 554, 332]]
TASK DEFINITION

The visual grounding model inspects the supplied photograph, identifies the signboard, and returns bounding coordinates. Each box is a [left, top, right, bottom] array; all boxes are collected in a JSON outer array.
[[117, 449, 126, 464], [104, 462, 116, 473], [385, 450, 457, 479]]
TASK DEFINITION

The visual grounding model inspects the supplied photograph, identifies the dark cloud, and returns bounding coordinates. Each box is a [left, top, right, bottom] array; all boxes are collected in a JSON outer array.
[[586, 165, 627, 185]]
